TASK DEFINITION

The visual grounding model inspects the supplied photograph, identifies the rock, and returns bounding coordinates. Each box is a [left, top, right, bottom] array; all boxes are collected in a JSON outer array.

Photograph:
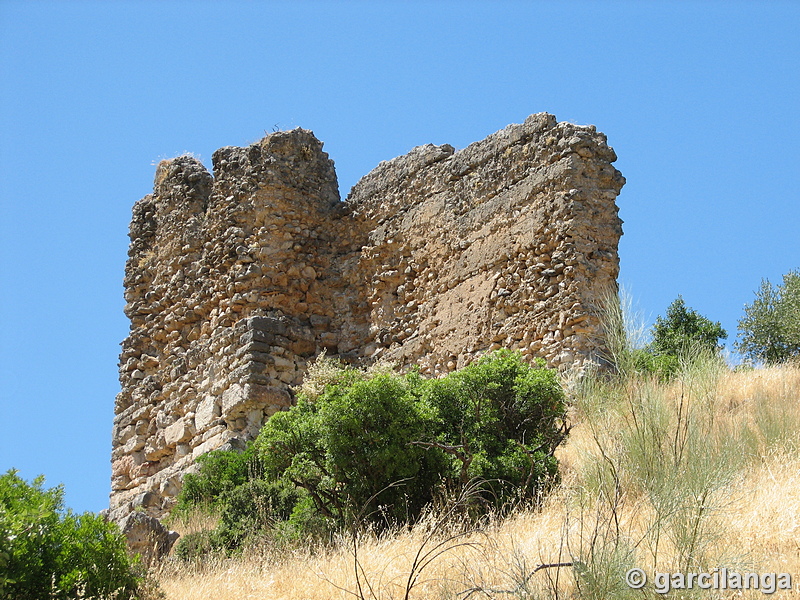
[[117, 511, 178, 566], [194, 395, 220, 431], [164, 418, 193, 446], [134, 490, 160, 508]]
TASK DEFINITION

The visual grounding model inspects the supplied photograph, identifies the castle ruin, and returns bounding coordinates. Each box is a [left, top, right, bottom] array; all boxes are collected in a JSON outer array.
[[110, 113, 625, 520]]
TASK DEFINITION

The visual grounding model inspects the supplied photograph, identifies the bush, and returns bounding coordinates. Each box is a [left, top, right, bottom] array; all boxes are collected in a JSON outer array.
[[0, 470, 142, 600], [216, 478, 304, 548], [615, 296, 726, 380], [276, 494, 338, 544], [736, 269, 800, 364], [256, 368, 443, 526], [174, 441, 263, 514], [174, 351, 567, 554], [172, 529, 223, 561], [256, 350, 567, 529], [422, 350, 567, 502], [628, 347, 680, 381]]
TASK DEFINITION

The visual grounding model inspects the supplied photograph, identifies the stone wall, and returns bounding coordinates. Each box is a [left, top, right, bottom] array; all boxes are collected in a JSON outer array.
[[110, 113, 625, 520]]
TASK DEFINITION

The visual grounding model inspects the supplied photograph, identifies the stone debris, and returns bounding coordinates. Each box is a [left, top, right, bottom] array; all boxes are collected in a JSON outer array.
[[110, 113, 625, 521], [117, 511, 178, 566]]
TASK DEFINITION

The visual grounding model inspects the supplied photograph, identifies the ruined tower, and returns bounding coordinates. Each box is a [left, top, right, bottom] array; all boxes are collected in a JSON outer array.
[[110, 113, 625, 520]]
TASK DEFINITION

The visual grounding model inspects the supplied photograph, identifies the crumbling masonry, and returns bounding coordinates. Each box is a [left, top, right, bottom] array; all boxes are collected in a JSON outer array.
[[110, 113, 625, 520]]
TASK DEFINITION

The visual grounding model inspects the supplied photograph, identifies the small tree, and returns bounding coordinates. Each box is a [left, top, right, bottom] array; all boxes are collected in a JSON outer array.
[[421, 350, 567, 501], [0, 470, 142, 600], [736, 270, 800, 364], [652, 296, 727, 357], [626, 296, 727, 380], [173, 351, 568, 553], [174, 441, 262, 513]]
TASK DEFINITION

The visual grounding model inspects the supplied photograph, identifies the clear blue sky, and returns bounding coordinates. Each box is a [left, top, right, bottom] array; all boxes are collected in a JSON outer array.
[[1, 1, 798, 514]]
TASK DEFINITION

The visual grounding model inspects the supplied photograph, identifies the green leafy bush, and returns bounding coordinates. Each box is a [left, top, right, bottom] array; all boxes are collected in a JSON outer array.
[[276, 494, 338, 544], [629, 347, 680, 381], [736, 269, 800, 364], [174, 351, 567, 555], [216, 478, 304, 548], [0, 470, 142, 600], [174, 442, 263, 514], [256, 368, 444, 526], [257, 349, 566, 528], [422, 350, 567, 502], [172, 529, 223, 561]]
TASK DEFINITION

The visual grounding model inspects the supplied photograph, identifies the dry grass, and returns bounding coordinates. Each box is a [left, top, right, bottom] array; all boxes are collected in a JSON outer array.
[[163, 506, 220, 538], [155, 365, 800, 599]]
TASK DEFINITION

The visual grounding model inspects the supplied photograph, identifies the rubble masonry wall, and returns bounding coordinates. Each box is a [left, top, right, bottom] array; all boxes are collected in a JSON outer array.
[[110, 113, 625, 519]]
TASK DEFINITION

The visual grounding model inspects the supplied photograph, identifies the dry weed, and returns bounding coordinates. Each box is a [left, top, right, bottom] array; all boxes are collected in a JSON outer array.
[[156, 365, 800, 599]]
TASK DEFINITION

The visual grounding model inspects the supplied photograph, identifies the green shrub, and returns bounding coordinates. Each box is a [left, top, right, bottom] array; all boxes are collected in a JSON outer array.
[[652, 296, 727, 358], [628, 347, 680, 381], [175, 351, 567, 553], [255, 350, 567, 530], [422, 350, 567, 503], [172, 529, 223, 561], [736, 269, 800, 364], [174, 442, 263, 514], [0, 470, 142, 600], [216, 479, 304, 548], [610, 296, 727, 380], [256, 369, 444, 526], [276, 494, 338, 544]]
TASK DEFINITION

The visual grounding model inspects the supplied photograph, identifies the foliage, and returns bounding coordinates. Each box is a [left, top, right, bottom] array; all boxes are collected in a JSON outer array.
[[256, 368, 445, 526], [172, 529, 223, 561], [623, 347, 679, 381], [651, 296, 727, 357], [174, 442, 263, 514], [421, 351, 567, 502], [0, 469, 142, 600], [216, 478, 304, 548], [736, 269, 800, 364], [611, 296, 727, 380], [568, 349, 800, 600], [257, 350, 566, 527], [175, 351, 567, 557], [174, 477, 305, 557]]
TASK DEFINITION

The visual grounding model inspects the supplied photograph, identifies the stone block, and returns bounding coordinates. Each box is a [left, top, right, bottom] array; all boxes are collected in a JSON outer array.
[[195, 395, 220, 431], [175, 443, 191, 458], [117, 512, 177, 567], [164, 418, 194, 446], [221, 383, 246, 417], [122, 435, 146, 454], [143, 432, 170, 462], [245, 383, 291, 407], [112, 456, 135, 478], [272, 355, 294, 370], [240, 329, 276, 345], [290, 338, 317, 356], [246, 316, 288, 336], [191, 430, 235, 460]]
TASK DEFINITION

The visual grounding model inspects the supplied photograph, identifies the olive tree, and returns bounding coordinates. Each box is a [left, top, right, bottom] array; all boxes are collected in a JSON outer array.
[[736, 269, 800, 364]]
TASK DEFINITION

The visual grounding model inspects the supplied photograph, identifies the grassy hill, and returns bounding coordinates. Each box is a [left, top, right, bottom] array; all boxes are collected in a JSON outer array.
[[154, 361, 800, 600]]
